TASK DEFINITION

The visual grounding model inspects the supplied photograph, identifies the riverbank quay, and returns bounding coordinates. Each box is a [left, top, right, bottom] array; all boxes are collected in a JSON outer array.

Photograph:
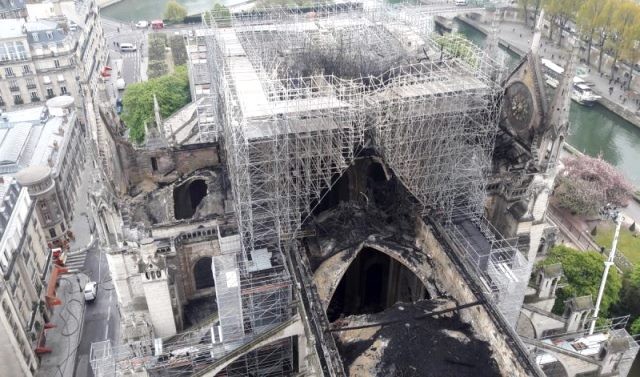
[[96, 0, 121, 8], [455, 15, 640, 129]]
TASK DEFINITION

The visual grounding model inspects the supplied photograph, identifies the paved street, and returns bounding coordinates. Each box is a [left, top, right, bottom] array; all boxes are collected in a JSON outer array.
[[494, 20, 640, 115], [37, 156, 120, 377], [73, 246, 120, 377]]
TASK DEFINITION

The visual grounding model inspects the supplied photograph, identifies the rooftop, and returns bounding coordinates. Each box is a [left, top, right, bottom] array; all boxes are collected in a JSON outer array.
[[0, 18, 26, 39], [542, 263, 563, 278], [565, 295, 594, 312], [0, 99, 75, 178], [0, 0, 25, 12]]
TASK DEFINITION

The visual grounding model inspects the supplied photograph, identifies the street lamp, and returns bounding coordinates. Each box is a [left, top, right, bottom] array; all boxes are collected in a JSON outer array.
[[589, 203, 623, 335]]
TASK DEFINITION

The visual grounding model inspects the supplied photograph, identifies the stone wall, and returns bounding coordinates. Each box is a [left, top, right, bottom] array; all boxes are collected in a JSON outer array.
[[414, 218, 540, 377], [118, 142, 220, 192], [176, 237, 220, 301]]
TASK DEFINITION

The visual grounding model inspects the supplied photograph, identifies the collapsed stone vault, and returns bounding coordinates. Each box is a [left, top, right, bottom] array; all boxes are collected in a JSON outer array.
[[197, 1, 529, 360], [205, 4, 503, 251], [90, 4, 538, 377]]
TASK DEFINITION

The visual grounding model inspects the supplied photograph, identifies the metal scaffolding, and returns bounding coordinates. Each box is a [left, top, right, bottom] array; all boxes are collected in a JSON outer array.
[[203, 3, 527, 328], [92, 3, 532, 376], [203, 3, 504, 253]]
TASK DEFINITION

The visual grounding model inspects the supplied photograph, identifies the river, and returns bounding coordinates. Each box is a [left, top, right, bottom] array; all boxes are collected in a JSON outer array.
[[102, 4, 640, 188], [101, 0, 219, 21], [455, 20, 640, 187], [456, 18, 640, 377]]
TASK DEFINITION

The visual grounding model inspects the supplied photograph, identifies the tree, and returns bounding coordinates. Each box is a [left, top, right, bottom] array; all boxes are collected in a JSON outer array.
[[614, 265, 640, 334], [208, 3, 231, 27], [540, 245, 622, 316], [519, 0, 532, 27], [595, 0, 617, 73], [164, 0, 187, 23], [530, 0, 543, 30], [121, 65, 191, 144], [608, 0, 640, 77], [544, 0, 580, 46], [555, 154, 633, 216], [631, 317, 640, 335], [576, 0, 607, 66]]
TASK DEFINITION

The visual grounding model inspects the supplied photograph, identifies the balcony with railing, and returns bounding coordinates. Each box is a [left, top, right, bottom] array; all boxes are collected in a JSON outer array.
[[14, 98, 24, 105], [0, 57, 29, 66], [27, 83, 37, 89], [31, 97, 40, 103], [9, 86, 20, 92]]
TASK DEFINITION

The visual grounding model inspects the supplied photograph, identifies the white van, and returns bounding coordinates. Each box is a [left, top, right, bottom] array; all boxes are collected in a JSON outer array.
[[455, 0, 467, 5], [119, 43, 137, 52], [84, 282, 97, 302]]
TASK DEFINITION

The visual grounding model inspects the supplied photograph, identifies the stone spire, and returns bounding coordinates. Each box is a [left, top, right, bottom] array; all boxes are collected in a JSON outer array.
[[530, 9, 544, 56]]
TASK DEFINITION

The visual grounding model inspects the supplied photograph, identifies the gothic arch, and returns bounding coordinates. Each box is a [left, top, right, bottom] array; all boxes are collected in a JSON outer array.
[[193, 257, 215, 290], [174, 177, 209, 220]]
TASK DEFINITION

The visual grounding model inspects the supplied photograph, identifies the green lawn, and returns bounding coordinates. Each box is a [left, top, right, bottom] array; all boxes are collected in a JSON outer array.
[[594, 222, 640, 266]]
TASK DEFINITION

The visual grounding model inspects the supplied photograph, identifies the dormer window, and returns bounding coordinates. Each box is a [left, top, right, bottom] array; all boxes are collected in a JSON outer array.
[[32, 33, 39, 42], [46, 31, 53, 40]]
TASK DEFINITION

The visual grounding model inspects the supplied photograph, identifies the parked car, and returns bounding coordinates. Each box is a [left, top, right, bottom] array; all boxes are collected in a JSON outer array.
[[135, 20, 149, 28], [116, 78, 126, 90], [84, 282, 97, 302], [119, 43, 137, 52], [151, 20, 164, 30]]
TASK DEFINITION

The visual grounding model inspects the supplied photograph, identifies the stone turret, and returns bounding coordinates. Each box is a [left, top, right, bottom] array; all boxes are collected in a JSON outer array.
[[537, 263, 562, 299], [599, 331, 632, 375], [563, 296, 594, 333], [140, 237, 177, 337]]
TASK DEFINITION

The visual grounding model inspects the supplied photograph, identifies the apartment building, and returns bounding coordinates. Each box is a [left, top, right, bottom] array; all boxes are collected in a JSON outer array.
[[0, 176, 50, 377], [0, 0, 27, 19], [2, 95, 85, 246], [0, 0, 107, 120]]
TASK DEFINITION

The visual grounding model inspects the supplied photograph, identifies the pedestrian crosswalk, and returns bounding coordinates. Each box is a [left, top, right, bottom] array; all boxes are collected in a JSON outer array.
[[65, 250, 88, 274]]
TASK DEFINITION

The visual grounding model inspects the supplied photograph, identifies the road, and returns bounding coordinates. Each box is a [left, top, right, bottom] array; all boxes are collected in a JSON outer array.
[[100, 16, 198, 100], [101, 17, 146, 96], [73, 245, 120, 377]]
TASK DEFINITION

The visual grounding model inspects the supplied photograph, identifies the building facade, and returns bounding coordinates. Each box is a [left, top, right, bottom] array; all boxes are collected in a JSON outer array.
[[0, 0, 107, 123], [1, 95, 86, 245], [0, 176, 50, 377], [0, 0, 26, 19]]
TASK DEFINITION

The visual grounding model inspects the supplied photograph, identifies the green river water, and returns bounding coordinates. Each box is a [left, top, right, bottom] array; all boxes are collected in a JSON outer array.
[[454, 20, 640, 187]]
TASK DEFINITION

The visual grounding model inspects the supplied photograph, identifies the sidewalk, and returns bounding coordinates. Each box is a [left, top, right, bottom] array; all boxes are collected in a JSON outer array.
[[494, 20, 640, 120], [37, 274, 90, 377]]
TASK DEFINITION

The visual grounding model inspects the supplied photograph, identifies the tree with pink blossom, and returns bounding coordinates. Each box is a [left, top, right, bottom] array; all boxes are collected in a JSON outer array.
[[555, 154, 633, 216]]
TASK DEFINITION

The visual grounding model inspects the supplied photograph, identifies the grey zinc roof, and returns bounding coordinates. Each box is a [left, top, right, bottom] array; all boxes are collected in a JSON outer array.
[[25, 20, 66, 44], [542, 263, 563, 278], [0, 0, 25, 12], [0, 124, 32, 166]]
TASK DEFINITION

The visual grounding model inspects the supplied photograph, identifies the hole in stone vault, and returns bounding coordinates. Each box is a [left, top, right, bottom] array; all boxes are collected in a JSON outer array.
[[193, 257, 215, 290], [327, 247, 429, 322], [174, 179, 208, 220]]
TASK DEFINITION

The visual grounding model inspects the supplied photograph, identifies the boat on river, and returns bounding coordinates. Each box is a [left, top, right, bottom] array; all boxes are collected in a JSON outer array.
[[541, 59, 601, 106]]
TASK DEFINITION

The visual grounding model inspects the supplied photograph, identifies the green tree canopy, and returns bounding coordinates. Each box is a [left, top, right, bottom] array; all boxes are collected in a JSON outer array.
[[608, 0, 640, 76], [540, 245, 621, 316], [164, 0, 188, 23], [614, 265, 640, 334], [543, 0, 580, 45], [121, 65, 191, 144], [576, 0, 607, 66]]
